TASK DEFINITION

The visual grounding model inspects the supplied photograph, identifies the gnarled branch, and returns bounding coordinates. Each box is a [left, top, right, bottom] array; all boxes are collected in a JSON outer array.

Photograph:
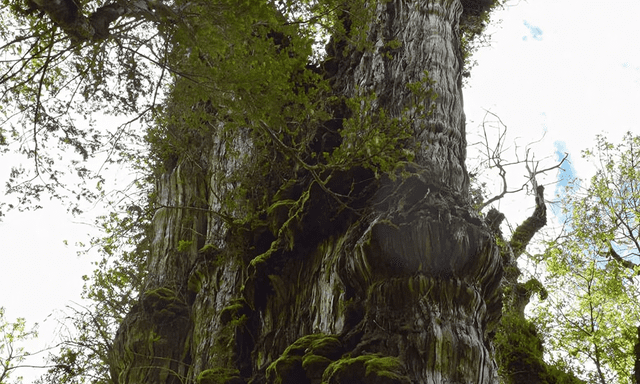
[[509, 184, 546, 259], [27, 0, 173, 41]]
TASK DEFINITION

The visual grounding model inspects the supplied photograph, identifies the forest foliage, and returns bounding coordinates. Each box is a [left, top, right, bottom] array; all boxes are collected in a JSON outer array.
[[528, 132, 640, 384]]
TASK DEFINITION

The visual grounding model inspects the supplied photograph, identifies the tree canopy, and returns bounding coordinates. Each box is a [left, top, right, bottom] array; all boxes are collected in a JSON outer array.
[[531, 132, 640, 384]]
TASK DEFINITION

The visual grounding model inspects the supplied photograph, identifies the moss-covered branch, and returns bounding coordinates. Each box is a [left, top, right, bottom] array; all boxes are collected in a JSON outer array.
[[509, 185, 546, 259]]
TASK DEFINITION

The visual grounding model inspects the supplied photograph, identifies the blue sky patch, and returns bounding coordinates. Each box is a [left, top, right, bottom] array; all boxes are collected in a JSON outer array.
[[523, 20, 543, 41], [554, 141, 575, 190], [551, 141, 578, 219]]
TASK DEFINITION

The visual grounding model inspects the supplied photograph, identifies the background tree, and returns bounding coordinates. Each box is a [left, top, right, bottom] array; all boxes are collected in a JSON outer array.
[[532, 132, 640, 383], [463, 114, 581, 382]]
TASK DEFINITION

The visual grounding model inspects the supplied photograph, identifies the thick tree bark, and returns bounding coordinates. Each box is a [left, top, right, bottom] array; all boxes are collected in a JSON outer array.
[[330, 0, 469, 191], [109, 1, 503, 383]]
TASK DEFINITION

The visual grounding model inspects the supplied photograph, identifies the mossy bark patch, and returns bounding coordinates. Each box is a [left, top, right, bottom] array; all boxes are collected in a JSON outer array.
[[265, 334, 413, 384], [110, 288, 192, 383], [197, 367, 244, 384], [141, 287, 189, 322], [266, 334, 345, 384]]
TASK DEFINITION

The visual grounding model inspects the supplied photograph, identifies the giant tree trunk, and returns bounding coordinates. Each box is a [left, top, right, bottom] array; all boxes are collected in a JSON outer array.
[[109, 1, 503, 383]]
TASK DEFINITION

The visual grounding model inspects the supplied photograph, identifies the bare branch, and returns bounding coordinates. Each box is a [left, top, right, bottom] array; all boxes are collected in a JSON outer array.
[[472, 110, 568, 210]]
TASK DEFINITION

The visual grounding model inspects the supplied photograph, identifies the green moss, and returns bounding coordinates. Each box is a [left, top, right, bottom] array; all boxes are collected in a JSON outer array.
[[178, 239, 194, 252], [266, 199, 297, 231], [142, 287, 188, 319], [266, 355, 303, 384], [199, 243, 218, 254], [302, 354, 332, 369], [496, 312, 584, 384], [278, 334, 342, 358], [219, 297, 246, 313], [307, 337, 343, 360], [144, 287, 177, 301], [188, 269, 205, 293], [251, 185, 311, 271], [523, 278, 548, 300], [363, 356, 404, 378], [220, 301, 243, 316], [249, 239, 279, 269], [459, 0, 503, 76], [301, 354, 332, 381], [218, 299, 249, 335], [322, 354, 411, 384], [338, 297, 354, 317], [266, 334, 346, 384], [199, 299, 251, 377], [197, 367, 241, 384]]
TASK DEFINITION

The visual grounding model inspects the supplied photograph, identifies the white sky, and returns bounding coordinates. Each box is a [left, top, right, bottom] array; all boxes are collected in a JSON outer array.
[[2, 0, 640, 382], [465, 0, 640, 226]]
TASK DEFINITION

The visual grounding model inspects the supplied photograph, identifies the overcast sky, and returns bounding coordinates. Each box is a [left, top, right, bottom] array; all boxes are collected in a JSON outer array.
[[2, 0, 640, 382]]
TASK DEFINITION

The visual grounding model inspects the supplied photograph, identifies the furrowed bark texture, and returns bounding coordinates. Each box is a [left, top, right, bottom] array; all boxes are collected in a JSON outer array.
[[110, 1, 502, 383], [334, 0, 469, 191]]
